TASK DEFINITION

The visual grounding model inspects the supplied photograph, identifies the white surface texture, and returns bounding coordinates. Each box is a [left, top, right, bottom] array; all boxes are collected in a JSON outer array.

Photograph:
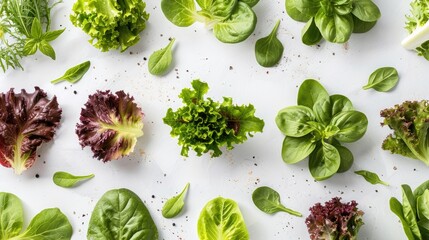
[[0, 0, 424, 239]]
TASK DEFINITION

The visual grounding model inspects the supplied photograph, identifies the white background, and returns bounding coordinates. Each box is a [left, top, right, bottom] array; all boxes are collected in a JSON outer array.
[[0, 0, 425, 239]]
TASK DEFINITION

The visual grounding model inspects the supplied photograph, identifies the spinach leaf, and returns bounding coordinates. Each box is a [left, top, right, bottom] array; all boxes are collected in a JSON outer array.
[[417, 190, 429, 221], [402, 185, 422, 239], [0, 193, 23, 239], [53, 171, 95, 188], [297, 79, 329, 108], [208, 0, 237, 19], [336, 145, 354, 173], [161, 0, 196, 27], [281, 135, 316, 164], [330, 94, 353, 116], [312, 97, 332, 125], [354, 170, 389, 186], [315, 11, 353, 43], [240, 0, 259, 7], [415, 180, 429, 197], [362, 67, 399, 92], [252, 186, 302, 217], [352, 0, 381, 22], [275, 106, 315, 137], [198, 197, 249, 240], [352, 15, 377, 33], [285, 0, 311, 22], [390, 197, 417, 240], [148, 38, 176, 76], [302, 18, 322, 45], [309, 142, 341, 181], [330, 111, 368, 142], [255, 20, 284, 67], [213, 2, 256, 43], [87, 188, 158, 240], [162, 183, 190, 218], [51, 61, 91, 84]]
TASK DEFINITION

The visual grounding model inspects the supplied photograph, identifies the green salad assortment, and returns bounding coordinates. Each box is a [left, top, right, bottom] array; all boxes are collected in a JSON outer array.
[[0, 0, 426, 239]]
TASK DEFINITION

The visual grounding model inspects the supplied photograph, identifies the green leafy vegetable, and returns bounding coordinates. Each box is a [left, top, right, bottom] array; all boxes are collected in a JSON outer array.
[[285, 0, 380, 45], [363, 67, 399, 92], [148, 38, 175, 76], [0, 192, 72, 240], [161, 0, 258, 43], [354, 170, 389, 186], [381, 100, 429, 165], [70, 0, 149, 52], [252, 186, 302, 217], [53, 171, 95, 188], [198, 197, 249, 240], [276, 79, 368, 180], [255, 20, 284, 67], [162, 183, 190, 218], [88, 188, 158, 240], [51, 61, 91, 84], [163, 79, 264, 157], [390, 181, 429, 239], [402, 0, 429, 60], [0, 0, 65, 72]]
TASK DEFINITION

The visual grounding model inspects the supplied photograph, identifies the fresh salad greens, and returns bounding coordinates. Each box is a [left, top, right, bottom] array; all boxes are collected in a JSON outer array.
[[0, 192, 72, 240], [70, 0, 149, 52], [402, 0, 429, 60], [163, 79, 264, 157], [51, 61, 91, 84], [88, 188, 158, 240], [0, 88, 62, 174], [198, 197, 249, 240], [148, 38, 176, 76], [381, 100, 429, 165], [276, 79, 368, 180], [76, 90, 144, 162], [363, 67, 399, 92], [0, 0, 64, 72], [285, 0, 381, 45], [355, 170, 389, 186], [390, 180, 429, 240], [252, 186, 302, 217], [53, 171, 94, 188], [161, 0, 257, 43], [255, 20, 284, 67], [306, 197, 364, 240], [162, 183, 190, 218]]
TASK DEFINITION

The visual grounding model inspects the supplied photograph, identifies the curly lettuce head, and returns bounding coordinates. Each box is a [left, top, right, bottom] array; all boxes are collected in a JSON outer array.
[[405, 0, 429, 60], [76, 90, 144, 162], [70, 0, 149, 52]]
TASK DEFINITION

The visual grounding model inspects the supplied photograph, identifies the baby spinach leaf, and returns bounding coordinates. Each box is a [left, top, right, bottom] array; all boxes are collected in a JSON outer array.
[[330, 111, 368, 142], [88, 188, 158, 240], [0, 193, 23, 239], [354, 170, 389, 186], [309, 142, 341, 181], [197, 197, 249, 240], [285, 0, 311, 22], [336, 145, 354, 173], [148, 38, 176, 76], [352, 16, 377, 33], [302, 18, 322, 45], [275, 106, 315, 137], [315, 12, 353, 43], [51, 61, 91, 84], [352, 0, 381, 22], [252, 186, 302, 217], [390, 197, 417, 240], [330, 94, 353, 116], [53, 171, 95, 188], [161, 0, 196, 27], [208, 0, 237, 19], [213, 2, 256, 43], [297, 79, 329, 108], [281, 135, 316, 164], [312, 97, 332, 125], [362, 67, 399, 92], [255, 20, 284, 67], [240, 0, 259, 7], [162, 183, 190, 218]]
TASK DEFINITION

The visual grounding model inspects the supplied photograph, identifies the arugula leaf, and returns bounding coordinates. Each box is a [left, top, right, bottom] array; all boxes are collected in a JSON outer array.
[[51, 61, 91, 84], [354, 170, 389, 186]]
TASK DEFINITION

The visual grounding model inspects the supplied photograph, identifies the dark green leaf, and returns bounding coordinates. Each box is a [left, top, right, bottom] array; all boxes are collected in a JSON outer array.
[[352, 15, 376, 33], [51, 61, 91, 84], [252, 186, 302, 216], [315, 11, 353, 43], [352, 0, 381, 22], [53, 171, 94, 188], [255, 20, 284, 67], [281, 135, 316, 164], [285, 0, 311, 22], [336, 145, 354, 173], [38, 40, 56, 60], [148, 38, 176, 76], [330, 110, 368, 142], [297, 79, 330, 109], [302, 18, 322, 45], [354, 170, 389, 186], [390, 197, 417, 240], [309, 142, 341, 181], [275, 106, 315, 137], [363, 67, 399, 92], [162, 183, 190, 218], [43, 29, 65, 42]]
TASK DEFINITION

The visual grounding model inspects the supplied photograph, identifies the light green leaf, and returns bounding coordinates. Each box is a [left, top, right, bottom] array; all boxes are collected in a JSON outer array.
[[53, 171, 94, 188], [161, 0, 196, 27], [23, 39, 38, 56], [148, 38, 176, 76], [43, 29, 66, 42], [390, 197, 417, 240], [276, 106, 315, 137], [352, 0, 381, 22], [309, 142, 341, 181], [297, 79, 330, 109], [417, 190, 429, 221], [162, 183, 190, 218], [0, 192, 23, 239], [354, 170, 389, 186], [30, 18, 42, 39], [252, 186, 302, 216], [51, 61, 91, 84], [285, 0, 311, 22], [363, 67, 399, 92], [255, 20, 284, 67], [38, 40, 56, 60], [315, 11, 353, 43], [282, 135, 316, 164], [330, 110, 368, 142]]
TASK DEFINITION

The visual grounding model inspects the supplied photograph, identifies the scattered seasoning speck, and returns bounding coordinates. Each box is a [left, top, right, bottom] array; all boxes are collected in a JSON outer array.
[[35, 174, 40, 178], [151, 195, 155, 199], [172, 223, 176, 227], [143, 57, 147, 61], [393, 166, 397, 170], [229, 66, 233, 70], [73, 91, 77, 95]]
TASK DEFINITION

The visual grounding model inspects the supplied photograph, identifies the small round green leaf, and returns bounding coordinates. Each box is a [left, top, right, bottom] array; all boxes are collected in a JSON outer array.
[[309, 142, 341, 181], [275, 105, 315, 137], [281, 135, 316, 164], [162, 183, 190, 218], [148, 38, 176, 76], [252, 186, 302, 216], [161, 0, 196, 27], [363, 67, 399, 92], [255, 20, 284, 67]]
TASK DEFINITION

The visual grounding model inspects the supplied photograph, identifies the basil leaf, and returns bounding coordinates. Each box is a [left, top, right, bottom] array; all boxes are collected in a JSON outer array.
[[297, 79, 329, 109], [276, 106, 315, 137], [255, 20, 284, 67], [352, 15, 377, 33], [285, 0, 311, 22], [330, 94, 353, 116], [197, 197, 249, 240], [302, 18, 322, 45], [315, 11, 353, 43], [362, 67, 399, 92], [23, 39, 38, 56], [53, 171, 95, 188], [88, 188, 158, 240], [148, 38, 176, 76], [330, 110, 368, 142], [43, 29, 66, 42], [282, 135, 316, 164], [30, 18, 42, 39], [213, 2, 256, 43], [51, 61, 91, 84], [162, 183, 190, 218], [161, 0, 196, 27], [18, 208, 73, 240], [352, 0, 381, 22], [38, 40, 56, 60], [417, 190, 429, 221], [336, 145, 354, 173], [252, 186, 302, 216], [390, 197, 417, 240], [309, 142, 341, 181], [354, 170, 389, 186], [0, 192, 23, 239]]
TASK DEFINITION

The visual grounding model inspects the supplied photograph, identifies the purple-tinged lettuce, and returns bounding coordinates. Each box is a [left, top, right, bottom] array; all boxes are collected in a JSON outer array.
[[76, 90, 144, 162], [0, 88, 62, 174], [305, 197, 364, 240]]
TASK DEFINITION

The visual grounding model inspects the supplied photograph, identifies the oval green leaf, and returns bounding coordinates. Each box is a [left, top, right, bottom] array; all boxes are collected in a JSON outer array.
[[315, 11, 353, 43], [252, 186, 302, 216], [162, 183, 190, 218], [275, 105, 315, 137], [148, 38, 176, 76], [255, 20, 284, 67], [363, 67, 399, 92], [302, 18, 322, 45], [354, 170, 389, 186], [352, 15, 377, 33], [161, 0, 196, 27], [352, 0, 381, 22], [53, 171, 95, 188], [51, 61, 91, 84], [309, 142, 341, 181], [336, 145, 354, 173], [281, 135, 316, 164], [330, 110, 368, 142], [209, 0, 238, 19], [285, 0, 311, 22], [0, 192, 24, 239], [297, 79, 329, 109], [330, 94, 353, 116]]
